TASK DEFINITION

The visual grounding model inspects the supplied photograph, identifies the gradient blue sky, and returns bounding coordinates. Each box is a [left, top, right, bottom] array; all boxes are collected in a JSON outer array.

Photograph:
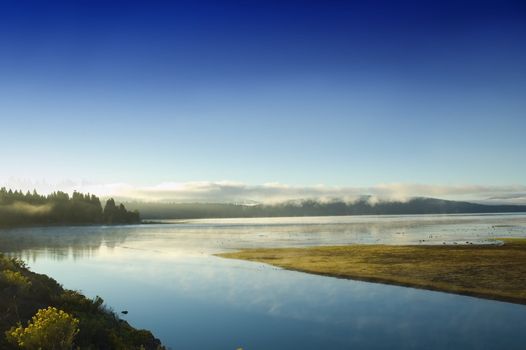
[[1, 1, 525, 200]]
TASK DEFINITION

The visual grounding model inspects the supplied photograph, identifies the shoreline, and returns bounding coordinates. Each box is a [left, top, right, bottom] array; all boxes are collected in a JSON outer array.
[[218, 238, 526, 305], [138, 211, 526, 221], [0, 254, 165, 349]]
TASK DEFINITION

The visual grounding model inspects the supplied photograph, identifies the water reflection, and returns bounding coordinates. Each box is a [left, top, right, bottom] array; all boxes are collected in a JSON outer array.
[[3, 213, 526, 261], [17, 247, 526, 350], [1, 214, 526, 349], [0, 225, 129, 262]]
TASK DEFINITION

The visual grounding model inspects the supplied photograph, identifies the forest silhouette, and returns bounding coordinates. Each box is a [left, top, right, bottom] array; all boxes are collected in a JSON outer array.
[[0, 188, 140, 227]]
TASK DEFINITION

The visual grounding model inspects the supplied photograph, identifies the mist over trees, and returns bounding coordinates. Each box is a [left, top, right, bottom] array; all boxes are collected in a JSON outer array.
[[0, 188, 140, 227], [126, 197, 526, 220], [2, 188, 525, 224]]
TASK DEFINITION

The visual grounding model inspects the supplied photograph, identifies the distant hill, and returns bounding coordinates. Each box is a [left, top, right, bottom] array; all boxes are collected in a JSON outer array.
[[126, 197, 526, 220]]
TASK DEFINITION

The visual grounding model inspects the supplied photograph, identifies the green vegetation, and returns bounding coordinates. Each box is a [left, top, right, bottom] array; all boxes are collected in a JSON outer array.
[[0, 188, 140, 227], [219, 238, 526, 304], [0, 254, 164, 349], [127, 197, 526, 219]]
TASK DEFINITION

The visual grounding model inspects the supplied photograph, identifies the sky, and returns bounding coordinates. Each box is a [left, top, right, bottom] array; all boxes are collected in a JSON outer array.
[[1, 0, 525, 203]]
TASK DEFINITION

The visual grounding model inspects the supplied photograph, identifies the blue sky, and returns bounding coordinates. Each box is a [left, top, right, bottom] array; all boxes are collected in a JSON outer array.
[[1, 1, 525, 201]]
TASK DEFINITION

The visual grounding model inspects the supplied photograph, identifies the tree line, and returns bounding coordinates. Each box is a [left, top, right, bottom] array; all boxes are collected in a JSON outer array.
[[0, 188, 140, 227]]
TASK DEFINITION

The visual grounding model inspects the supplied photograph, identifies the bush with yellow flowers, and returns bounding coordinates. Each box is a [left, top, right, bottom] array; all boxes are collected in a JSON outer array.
[[5, 307, 79, 350]]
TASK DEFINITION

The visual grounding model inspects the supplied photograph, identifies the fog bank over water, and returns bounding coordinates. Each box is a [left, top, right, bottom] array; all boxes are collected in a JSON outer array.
[[2, 179, 526, 205]]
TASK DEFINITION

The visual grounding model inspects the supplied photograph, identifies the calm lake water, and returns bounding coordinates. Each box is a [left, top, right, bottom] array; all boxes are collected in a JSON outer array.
[[2, 213, 526, 349]]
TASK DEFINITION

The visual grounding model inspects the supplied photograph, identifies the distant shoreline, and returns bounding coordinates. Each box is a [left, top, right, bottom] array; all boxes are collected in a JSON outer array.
[[218, 238, 526, 305], [2, 211, 526, 229], [0, 222, 143, 230], [141, 220, 173, 225], [142, 211, 526, 220]]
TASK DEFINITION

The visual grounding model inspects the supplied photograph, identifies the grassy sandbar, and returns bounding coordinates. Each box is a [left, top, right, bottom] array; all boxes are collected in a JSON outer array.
[[218, 238, 526, 304]]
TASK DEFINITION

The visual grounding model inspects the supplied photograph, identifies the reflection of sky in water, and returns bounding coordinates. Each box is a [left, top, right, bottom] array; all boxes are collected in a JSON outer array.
[[1, 213, 526, 349]]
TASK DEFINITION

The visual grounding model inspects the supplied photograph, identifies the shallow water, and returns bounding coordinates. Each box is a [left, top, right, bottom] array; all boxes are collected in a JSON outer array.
[[2, 213, 526, 349]]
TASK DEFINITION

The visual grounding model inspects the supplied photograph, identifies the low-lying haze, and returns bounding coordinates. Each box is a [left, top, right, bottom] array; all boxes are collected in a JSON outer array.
[[2, 179, 526, 205]]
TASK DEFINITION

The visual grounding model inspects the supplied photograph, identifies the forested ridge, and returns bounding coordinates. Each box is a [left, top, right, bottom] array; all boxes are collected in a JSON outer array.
[[128, 197, 526, 219], [0, 188, 140, 227]]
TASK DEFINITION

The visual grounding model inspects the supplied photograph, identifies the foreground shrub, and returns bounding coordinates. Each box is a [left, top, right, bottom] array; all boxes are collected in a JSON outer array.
[[6, 307, 79, 350], [1, 270, 31, 292], [0, 255, 27, 271]]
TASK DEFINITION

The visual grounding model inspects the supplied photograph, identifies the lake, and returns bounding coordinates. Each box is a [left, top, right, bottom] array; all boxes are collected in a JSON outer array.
[[1, 213, 526, 349]]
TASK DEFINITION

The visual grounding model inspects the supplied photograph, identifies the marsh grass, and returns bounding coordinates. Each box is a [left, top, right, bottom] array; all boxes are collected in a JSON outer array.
[[219, 238, 526, 304]]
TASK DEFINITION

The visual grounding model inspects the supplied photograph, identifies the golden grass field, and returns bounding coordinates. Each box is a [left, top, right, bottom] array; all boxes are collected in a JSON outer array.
[[218, 238, 526, 304]]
